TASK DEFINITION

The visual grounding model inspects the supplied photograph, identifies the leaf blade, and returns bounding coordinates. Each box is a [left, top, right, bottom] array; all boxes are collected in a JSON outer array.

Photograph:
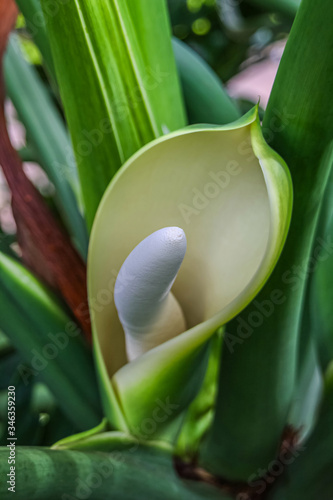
[[0, 252, 102, 430], [41, 0, 186, 228], [172, 38, 241, 125], [4, 35, 88, 256]]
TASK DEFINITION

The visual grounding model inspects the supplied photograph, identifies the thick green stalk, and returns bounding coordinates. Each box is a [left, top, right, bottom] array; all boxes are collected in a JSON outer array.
[[41, 0, 186, 229], [287, 293, 322, 436], [269, 364, 333, 500], [201, 0, 333, 481], [288, 144, 333, 433], [307, 149, 333, 369], [4, 36, 88, 257], [0, 446, 228, 500]]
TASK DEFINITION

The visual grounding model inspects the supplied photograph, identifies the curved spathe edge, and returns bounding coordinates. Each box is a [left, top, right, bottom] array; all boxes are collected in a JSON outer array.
[[88, 106, 293, 439]]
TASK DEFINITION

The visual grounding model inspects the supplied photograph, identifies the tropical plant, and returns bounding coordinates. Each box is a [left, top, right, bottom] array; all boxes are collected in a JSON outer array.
[[0, 0, 332, 499]]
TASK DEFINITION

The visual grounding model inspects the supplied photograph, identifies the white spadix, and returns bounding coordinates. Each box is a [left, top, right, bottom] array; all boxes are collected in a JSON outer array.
[[114, 227, 187, 361]]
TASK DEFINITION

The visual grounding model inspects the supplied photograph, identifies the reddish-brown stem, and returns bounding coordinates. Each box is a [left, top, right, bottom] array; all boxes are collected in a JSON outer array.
[[0, 1, 91, 340]]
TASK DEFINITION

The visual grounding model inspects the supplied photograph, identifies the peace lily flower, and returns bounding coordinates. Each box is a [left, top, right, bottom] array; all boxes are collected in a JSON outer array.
[[87, 107, 292, 444]]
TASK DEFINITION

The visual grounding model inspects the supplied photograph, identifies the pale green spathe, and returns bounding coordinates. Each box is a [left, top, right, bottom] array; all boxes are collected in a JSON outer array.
[[88, 107, 293, 440]]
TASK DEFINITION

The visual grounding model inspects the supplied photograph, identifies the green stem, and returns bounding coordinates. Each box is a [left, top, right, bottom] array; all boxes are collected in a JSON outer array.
[[172, 38, 240, 125], [269, 365, 333, 500], [201, 0, 333, 481]]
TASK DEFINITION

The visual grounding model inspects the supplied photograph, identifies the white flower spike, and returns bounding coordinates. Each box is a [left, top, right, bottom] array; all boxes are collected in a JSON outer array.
[[114, 227, 187, 361]]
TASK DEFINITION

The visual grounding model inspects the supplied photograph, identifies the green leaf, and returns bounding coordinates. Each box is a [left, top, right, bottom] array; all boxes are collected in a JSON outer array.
[[14, 0, 57, 83], [307, 144, 333, 369], [18, 145, 39, 162], [0, 372, 40, 446], [0, 252, 102, 430], [4, 35, 88, 256], [125, 2, 186, 132], [88, 107, 292, 446], [41, 0, 186, 229], [51, 419, 111, 450], [288, 301, 323, 439], [0, 347, 21, 390], [0, 445, 230, 500], [172, 38, 241, 125], [176, 331, 222, 461], [201, 0, 333, 480], [288, 144, 333, 435]]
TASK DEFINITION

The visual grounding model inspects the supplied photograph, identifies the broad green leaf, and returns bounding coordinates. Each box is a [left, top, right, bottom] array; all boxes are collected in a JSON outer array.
[[0, 445, 230, 500], [4, 36, 88, 257], [0, 252, 102, 430], [125, 2, 186, 132], [201, 0, 333, 481], [88, 107, 292, 446], [41, 0, 186, 229], [15, 0, 240, 128], [172, 38, 241, 125]]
